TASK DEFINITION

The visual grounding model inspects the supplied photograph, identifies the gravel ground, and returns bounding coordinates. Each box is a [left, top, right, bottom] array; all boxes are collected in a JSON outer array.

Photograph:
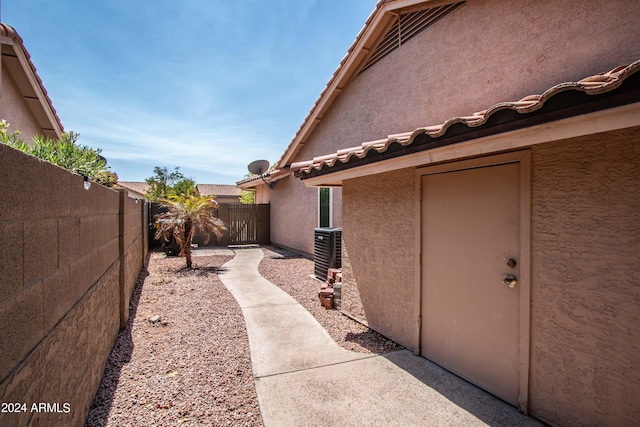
[[86, 246, 401, 426], [258, 247, 403, 354], [86, 253, 263, 427]]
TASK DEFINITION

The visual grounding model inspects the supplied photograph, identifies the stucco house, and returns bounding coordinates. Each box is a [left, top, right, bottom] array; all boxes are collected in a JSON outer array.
[[0, 23, 63, 141], [245, 0, 640, 425]]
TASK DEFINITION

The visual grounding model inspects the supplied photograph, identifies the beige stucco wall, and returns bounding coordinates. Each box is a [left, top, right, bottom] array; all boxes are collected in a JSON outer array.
[[269, 175, 343, 255], [270, 176, 316, 255], [342, 168, 416, 350], [0, 144, 147, 426], [282, 0, 639, 258], [254, 184, 270, 204], [296, 0, 640, 161], [340, 126, 640, 424], [0, 66, 41, 141], [528, 127, 640, 426]]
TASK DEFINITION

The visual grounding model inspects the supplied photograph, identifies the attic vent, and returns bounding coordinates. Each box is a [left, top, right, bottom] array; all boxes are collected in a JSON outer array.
[[359, 2, 465, 74]]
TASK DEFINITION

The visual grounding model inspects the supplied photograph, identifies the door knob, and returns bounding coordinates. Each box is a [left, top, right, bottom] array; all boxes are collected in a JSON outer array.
[[503, 274, 518, 288]]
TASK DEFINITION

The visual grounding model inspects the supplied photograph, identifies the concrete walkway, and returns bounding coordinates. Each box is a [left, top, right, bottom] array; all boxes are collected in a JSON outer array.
[[218, 248, 542, 427]]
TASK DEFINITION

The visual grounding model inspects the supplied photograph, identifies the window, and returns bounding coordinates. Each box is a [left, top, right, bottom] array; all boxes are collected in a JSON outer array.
[[318, 187, 332, 228]]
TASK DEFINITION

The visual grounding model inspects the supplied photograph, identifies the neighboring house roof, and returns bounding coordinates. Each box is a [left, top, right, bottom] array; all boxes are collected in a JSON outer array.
[[196, 184, 242, 197], [292, 60, 640, 179], [0, 23, 64, 139], [117, 181, 149, 197], [117, 182, 243, 198], [276, 0, 449, 168]]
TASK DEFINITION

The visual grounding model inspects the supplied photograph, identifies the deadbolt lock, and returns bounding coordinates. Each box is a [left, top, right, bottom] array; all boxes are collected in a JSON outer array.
[[503, 274, 518, 288], [506, 258, 517, 268]]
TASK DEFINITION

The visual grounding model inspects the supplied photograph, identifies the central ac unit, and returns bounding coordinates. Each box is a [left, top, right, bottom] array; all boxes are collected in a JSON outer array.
[[314, 227, 342, 281]]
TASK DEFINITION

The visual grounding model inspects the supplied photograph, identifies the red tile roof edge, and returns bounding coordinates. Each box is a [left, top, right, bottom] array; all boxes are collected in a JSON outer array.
[[0, 23, 64, 136], [291, 60, 640, 175], [236, 167, 290, 187]]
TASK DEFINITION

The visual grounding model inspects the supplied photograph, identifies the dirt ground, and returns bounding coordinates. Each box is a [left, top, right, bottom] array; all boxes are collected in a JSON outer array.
[[85, 254, 262, 427], [86, 247, 401, 426], [258, 246, 402, 354]]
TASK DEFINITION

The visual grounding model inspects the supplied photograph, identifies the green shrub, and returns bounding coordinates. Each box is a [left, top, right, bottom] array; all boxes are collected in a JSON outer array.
[[1, 120, 116, 187]]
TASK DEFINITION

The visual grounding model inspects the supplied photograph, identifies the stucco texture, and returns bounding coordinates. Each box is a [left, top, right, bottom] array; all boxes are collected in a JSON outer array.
[[254, 184, 270, 204], [341, 126, 640, 424], [281, 0, 639, 258], [269, 176, 342, 255], [294, 0, 640, 162], [528, 127, 640, 426], [342, 168, 416, 350], [0, 66, 41, 141]]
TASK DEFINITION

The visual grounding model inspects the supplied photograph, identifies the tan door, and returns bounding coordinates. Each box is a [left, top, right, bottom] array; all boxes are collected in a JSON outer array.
[[421, 161, 521, 405]]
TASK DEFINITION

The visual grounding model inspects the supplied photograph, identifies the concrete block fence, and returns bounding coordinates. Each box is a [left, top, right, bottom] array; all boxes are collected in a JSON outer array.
[[0, 144, 148, 426]]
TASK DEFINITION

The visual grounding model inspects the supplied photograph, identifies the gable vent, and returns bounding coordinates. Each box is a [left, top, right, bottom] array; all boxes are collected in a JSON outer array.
[[359, 2, 465, 74]]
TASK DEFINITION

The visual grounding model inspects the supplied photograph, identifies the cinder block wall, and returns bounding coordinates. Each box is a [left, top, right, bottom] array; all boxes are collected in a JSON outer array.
[[0, 144, 147, 426]]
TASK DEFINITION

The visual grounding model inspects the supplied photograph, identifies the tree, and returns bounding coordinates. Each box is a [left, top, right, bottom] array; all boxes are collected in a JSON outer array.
[[171, 177, 197, 198], [239, 190, 255, 204], [145, 166, 197, 201], [0, 120, 116, 186], [154, 194, 227, 268], [94, 170, 119, 187]]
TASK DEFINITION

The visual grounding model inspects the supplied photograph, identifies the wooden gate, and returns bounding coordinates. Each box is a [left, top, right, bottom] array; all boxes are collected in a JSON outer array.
[[227, 203, 270, 245], [149, 202, 270, 247]]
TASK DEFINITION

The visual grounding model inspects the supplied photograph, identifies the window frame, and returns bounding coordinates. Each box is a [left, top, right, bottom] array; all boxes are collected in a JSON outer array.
[[318, 187, 332, 228]]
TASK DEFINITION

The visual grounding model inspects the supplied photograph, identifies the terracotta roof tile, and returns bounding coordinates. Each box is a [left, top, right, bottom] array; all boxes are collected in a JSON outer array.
[[236, 167, 290, 187], [292, 60, 640, 176], [117, 181, 149, 195], [236, 175, 262, 186], [196, 184, 242, 197], [0, 23, 64, 136]]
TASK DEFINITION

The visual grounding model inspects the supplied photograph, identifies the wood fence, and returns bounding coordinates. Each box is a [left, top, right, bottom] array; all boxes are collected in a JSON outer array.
[[149, 202, 270, 247]]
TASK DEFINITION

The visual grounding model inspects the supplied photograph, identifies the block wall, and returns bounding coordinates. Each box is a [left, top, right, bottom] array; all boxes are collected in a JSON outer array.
[[0, 144, 147, 426]]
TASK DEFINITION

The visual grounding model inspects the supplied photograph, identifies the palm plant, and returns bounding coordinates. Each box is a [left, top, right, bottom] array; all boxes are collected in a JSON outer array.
[[154, 194, 227, 268]]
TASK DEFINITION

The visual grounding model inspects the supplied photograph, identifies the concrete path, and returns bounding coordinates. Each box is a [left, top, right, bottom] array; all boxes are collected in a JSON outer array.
[[218, 248, 542, 427], [192, 247, 235, 257]]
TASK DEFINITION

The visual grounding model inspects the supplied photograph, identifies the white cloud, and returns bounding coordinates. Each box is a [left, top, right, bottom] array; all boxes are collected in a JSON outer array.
[[55, 84, 282, 183]]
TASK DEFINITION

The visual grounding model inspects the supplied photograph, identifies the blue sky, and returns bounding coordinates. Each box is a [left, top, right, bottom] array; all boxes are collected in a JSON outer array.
[[2, 1, 374, 184]]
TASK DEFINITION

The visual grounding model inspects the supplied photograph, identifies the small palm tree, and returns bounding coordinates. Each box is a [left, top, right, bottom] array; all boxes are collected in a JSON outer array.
[[154, 194, 227, 268]]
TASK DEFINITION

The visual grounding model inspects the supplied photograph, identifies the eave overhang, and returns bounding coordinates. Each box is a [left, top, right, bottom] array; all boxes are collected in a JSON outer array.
[[0, 23, 64, 139], [276, 0, 462, 169], [236, 167, 291, 189], [294, 61, 640, 187]]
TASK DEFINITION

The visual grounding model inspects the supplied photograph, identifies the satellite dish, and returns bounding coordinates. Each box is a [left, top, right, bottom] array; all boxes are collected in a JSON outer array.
[[247, 159, 278, 190], [248, 159, 270, 175]]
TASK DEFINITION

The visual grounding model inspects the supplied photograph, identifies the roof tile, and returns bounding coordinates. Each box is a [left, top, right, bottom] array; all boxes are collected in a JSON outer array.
[[292, 61, 640, 176], [0, 23, 64, 135], [117, 181, 150, 195], [196, 184, 242, 197]]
